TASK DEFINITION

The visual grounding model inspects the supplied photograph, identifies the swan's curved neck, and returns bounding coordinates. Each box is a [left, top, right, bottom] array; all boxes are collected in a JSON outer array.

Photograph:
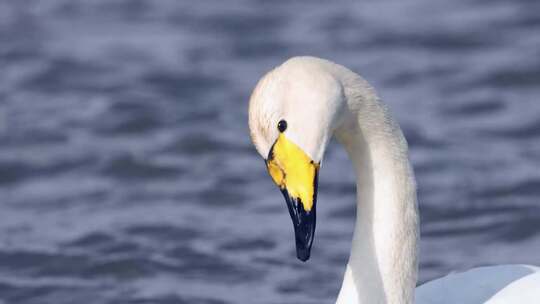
[[334, 81, 419, 304]]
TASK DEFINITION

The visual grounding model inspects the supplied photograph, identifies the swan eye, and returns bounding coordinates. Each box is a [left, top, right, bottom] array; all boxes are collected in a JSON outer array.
[[277, 120, 287, 133]]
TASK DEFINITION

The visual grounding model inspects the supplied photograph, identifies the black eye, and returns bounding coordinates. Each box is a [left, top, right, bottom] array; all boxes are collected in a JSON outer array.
[[277, 120, 287, 133]]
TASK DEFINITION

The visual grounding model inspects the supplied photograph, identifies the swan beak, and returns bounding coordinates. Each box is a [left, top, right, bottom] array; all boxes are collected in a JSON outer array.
[[280, 187, 318, 261], [265, 133, 320, 262]]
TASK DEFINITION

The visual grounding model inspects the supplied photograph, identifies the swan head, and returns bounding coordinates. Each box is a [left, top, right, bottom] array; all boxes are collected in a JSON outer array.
[[248, 57, 346, 261]]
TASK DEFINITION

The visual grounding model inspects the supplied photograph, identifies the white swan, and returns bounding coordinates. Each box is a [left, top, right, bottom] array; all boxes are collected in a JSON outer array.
[[248, 56, 540, 303]]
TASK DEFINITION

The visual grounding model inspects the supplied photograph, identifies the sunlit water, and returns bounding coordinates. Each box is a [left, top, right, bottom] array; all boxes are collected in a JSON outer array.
[[1, 1, 540, 303]]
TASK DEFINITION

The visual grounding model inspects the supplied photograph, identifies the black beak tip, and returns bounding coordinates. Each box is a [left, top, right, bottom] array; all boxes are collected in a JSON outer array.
[[296, 247, 311, 262], [280, 187, 317, 263]]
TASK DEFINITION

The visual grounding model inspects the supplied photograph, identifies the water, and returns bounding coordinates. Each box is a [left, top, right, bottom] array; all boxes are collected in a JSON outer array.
[[1, 0, 540, 303]]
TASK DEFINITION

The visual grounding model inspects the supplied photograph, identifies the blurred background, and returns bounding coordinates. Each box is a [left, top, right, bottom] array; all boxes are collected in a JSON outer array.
[[1, 0, 540, 303]]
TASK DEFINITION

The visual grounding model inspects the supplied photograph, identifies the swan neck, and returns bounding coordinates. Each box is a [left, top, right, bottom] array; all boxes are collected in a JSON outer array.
[[335, 87, 419, 304]]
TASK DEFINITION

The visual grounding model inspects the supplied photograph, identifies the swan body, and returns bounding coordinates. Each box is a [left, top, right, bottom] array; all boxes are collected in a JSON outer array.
[[416, 265, 540, 304], [248, 56, 539, 303]]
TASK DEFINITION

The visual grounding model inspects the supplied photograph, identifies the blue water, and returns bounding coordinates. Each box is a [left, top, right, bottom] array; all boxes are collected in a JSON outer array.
[[1, 1, 540, 303]]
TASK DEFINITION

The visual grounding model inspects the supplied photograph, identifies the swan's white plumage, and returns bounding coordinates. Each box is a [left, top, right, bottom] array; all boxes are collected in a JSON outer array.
[[487, 266, 540, 303], [248, 56, 539, 303], [416, 265, 540, 304]]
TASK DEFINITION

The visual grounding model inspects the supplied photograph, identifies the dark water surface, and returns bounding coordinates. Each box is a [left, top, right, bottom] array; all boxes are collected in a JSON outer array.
[[1, 1, 540, 303]]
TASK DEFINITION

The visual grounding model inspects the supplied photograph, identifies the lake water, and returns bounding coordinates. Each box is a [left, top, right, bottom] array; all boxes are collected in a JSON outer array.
[[1, 0, 540, 303]]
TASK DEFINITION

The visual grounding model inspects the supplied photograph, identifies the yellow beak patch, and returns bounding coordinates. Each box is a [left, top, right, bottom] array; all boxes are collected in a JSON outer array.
[[266, 134, 319, 212]]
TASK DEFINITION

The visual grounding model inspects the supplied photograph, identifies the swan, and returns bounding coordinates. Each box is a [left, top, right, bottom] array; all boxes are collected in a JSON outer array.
[[248, 56, 540, 303]]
